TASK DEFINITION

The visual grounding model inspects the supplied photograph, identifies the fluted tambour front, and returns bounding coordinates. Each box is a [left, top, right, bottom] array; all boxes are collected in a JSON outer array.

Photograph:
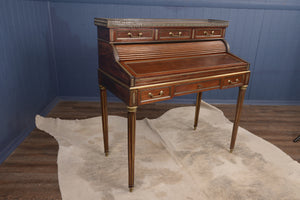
[[115, 40, 227, 61]]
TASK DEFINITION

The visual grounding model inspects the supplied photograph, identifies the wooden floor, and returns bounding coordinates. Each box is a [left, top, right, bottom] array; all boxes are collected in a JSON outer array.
[[0, 101, 299, 199]]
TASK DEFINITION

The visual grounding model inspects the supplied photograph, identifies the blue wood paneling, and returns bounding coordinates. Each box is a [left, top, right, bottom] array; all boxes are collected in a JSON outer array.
[[30, 0, 300, 11], [0, 0, 57, 162], [250, 10, 300, 100]]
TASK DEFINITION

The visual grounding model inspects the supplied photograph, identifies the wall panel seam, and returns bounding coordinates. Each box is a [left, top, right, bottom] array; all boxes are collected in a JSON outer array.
[[47, 1, 60, 95], [247, 9, 266, 100]]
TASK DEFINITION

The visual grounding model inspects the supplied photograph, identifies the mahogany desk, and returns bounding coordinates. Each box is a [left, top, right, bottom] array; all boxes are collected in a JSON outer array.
[[94, 18, 250, 191]]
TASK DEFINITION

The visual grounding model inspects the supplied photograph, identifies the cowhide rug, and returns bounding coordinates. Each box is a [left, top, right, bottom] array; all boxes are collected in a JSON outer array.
[[35, 102, 300, 200]]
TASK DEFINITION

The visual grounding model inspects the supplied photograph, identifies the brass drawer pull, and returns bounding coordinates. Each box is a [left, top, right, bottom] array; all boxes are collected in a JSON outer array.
[[128, 32, 143, 38], [204, 30, 215, 36], [169, 31, 182, 37], [228, 78, 240, 84], [148, 90, 164, 98]]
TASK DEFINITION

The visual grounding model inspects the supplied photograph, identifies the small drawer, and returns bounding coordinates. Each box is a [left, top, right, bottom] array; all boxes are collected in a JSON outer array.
[[139, 87, 171, 104], [158, 28, 192, 40], [114, 28, 154, 42], [195, 28, 224, 39], [175, 79, 220, 95], [223, 75, 244, 88]]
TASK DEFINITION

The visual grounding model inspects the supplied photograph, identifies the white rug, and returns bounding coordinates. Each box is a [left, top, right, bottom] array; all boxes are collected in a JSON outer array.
[[36, 102, 300, 200]]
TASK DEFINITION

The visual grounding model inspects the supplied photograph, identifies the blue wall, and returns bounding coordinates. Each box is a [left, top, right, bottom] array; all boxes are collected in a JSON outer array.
[[0, 0, 57, 162], [33, 0, 300, 10], [49, 1, 300, 103], [251, 10, 300, 101]]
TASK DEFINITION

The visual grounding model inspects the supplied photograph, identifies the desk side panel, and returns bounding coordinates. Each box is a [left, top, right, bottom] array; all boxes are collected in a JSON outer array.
[[97, 26, 110, 41], [97, 40, 132, 86], [98, 71, 132, 105]]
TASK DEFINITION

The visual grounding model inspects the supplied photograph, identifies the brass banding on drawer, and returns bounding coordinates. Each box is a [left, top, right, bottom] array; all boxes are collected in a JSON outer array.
[[222, 75, 244, 88], [139, 86, 171, 104], [114, 28, 154, 42], [158, 28, 192, 40], [195, 28, 223, 38], [175, 79, 220, 95]]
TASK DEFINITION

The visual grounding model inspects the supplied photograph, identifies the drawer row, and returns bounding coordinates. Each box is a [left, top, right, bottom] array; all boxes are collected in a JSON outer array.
[[99, 27, 226, 42], [138, 73, 247, 105]]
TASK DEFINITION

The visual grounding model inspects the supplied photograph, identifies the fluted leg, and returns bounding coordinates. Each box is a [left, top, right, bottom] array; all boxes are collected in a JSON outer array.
[[127, 106, 137, 192], [230, 85, 247, 153], [100, 85, 109, 156], [194, 92, 203, 130]]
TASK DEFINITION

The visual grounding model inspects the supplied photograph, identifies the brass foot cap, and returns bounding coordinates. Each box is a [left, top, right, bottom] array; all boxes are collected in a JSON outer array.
[[105, 152, 109, 157], [229, 149, 233, 153], [129, 187, 134, 192], [193, 126, 197, 130]]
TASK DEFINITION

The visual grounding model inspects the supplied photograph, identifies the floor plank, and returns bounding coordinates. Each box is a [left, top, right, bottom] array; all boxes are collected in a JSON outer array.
[[0, 101, 299, 199]]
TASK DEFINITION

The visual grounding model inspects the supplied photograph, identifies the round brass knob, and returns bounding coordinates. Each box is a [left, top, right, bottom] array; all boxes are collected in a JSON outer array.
[[178, 31, 182, 36], [138, 32, 143, 37], [204, 31, 208, 35], [211, 30, 215, 35], [236, 78, 239, 82], [128, 32, 132, 37]]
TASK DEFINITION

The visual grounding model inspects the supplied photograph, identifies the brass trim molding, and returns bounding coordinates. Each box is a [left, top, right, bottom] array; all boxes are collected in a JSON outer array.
[[136, 65, 246, 82], [132, 92, 136, 105], [99, 85, 106, 90], [98, 68, 130, 89], [108, 38, 226, 45], [127, 106, 137, 112], [99, 68, 250, 91], [94, 18, 229, 28], [240, 85, 248, 90], [192, 29, 195, 39], [174, 85, 219, 96], [110, 29, 114, 41], [155, 29, 158, 40], [131, 71, 250, 90]]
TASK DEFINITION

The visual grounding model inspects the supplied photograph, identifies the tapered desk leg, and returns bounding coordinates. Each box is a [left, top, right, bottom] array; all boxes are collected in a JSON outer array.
[[194, 92, 203, 130], [127, 106, 137, 192], [230, 85, 247, 153], [100, 85, 109, 156]]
